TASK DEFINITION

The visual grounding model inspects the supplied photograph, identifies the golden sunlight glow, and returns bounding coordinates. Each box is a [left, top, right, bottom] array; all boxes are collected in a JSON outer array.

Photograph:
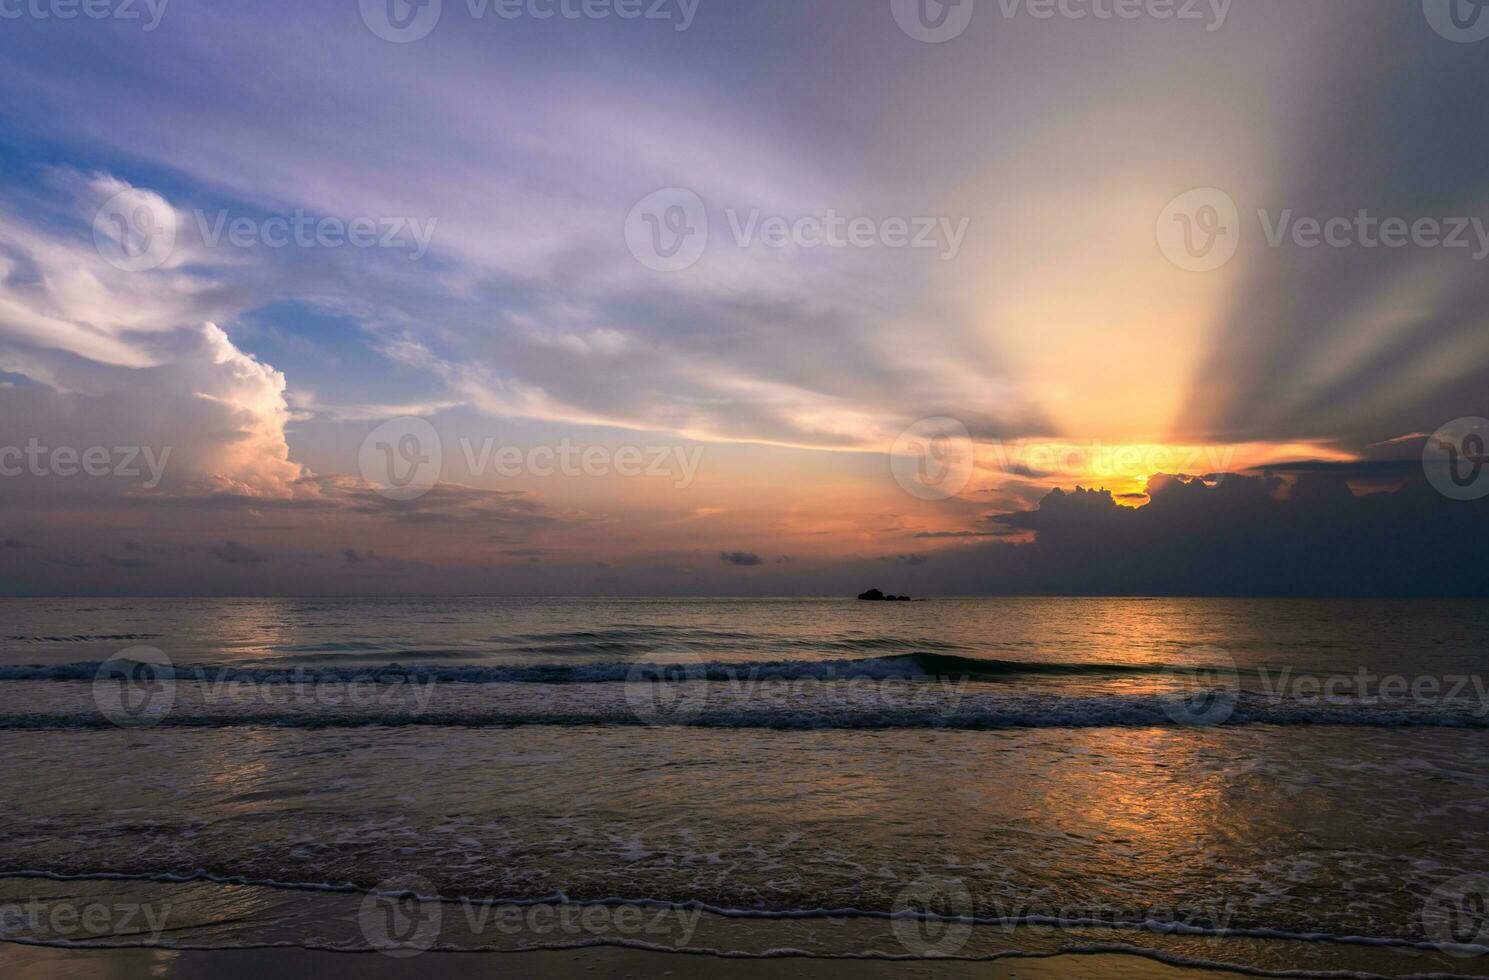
[[971, 439, 1359, 505]]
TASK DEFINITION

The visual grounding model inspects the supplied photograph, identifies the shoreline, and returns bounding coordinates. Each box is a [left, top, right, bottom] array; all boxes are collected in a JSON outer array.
[[0, 943, 1293, 979]]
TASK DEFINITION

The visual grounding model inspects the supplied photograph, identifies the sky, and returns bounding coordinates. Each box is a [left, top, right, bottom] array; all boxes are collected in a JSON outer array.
[[1, 0, 1487, 596]]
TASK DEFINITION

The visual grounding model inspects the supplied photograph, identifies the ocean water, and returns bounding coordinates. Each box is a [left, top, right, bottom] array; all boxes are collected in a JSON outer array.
[[1, 597, 1488, 976]]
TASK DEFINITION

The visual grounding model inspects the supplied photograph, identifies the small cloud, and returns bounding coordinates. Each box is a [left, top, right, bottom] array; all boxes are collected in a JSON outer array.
[[2, 538, 33, 550], [913, 531, 1000, 539], [719, 550, 763, 567], [209, 540, 266, 566], [341, 547, 372, 565], [105, 557, 154, 569], [880, 554, 929, 566]]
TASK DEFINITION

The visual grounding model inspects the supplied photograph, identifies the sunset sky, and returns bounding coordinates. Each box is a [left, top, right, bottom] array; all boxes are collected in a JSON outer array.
[[1, 0, 1487, 595]]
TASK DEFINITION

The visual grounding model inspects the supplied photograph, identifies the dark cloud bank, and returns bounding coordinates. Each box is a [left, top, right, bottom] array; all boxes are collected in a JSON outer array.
[[914, 472, 1489, 598]]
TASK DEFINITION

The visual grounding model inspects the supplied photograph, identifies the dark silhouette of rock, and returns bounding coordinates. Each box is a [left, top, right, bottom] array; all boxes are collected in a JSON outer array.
[[857, 589, 911, 601]]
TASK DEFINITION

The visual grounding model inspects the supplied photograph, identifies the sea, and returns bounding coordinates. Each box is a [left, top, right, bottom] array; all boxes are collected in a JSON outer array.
[[0, 596, 1487, 977]]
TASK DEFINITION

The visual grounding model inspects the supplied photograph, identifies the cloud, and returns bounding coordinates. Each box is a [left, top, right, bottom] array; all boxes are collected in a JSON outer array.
[[3, 5, 1484, 600], [0, 177, 308, 499], [0, 14, 1048, 456], [924, 471, 1489, 596], [719, 550, 763, 567], [1246, 459, 1424, 480], [879, 553, 929, 566], [209, 540, 266, 566], [912, 530, 1002, 539]]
